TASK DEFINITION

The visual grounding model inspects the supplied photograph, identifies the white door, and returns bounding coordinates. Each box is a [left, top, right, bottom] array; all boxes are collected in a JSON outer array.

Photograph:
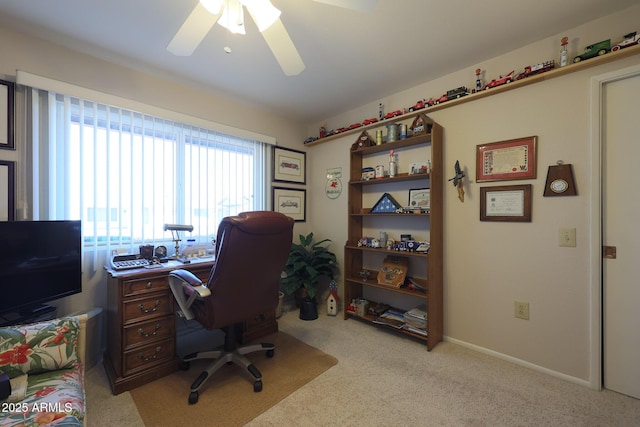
[[603, 72, 640, 398]]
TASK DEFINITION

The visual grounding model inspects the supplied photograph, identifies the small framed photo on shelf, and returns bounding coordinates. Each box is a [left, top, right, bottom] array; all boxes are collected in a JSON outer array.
[[480, 184, 532, 222], [476, 136, 537, 182], [273, 187, 306, 222], [273, 146, 306, 184], [408, 188, 430, 211]]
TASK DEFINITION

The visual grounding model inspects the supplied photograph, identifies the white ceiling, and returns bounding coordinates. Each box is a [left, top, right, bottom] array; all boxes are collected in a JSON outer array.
[[0, 0, 635, 123]]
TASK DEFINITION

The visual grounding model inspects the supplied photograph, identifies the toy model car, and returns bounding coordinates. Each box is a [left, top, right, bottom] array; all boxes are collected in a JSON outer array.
[[612, 31, 640, 51], [573, 39, 610, 62], [434, 87, 468, 104], [516, 60, 555, 80], [383, 110, 403, 120], [348, 122, 363, 130], [303, 136, 319, 144], [409, 99, 432, 112], [484, 71, 514, 89], [362, 117, 378, 125]]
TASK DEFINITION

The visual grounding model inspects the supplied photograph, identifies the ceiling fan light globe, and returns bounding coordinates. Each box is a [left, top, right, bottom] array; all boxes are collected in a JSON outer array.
[[200, 0, 224, 14], [243, 0, 281, 32], [218, 0, 246, 34]]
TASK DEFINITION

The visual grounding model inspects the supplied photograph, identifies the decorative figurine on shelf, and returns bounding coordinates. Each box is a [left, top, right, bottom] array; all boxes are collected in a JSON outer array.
[[378, 103, 384, 121], [448, 160, 465, 202], [475, 68, 484, 92], [326, 280, 339, 316], [389, 149, 397, 178], [560, 36, 569, 67]]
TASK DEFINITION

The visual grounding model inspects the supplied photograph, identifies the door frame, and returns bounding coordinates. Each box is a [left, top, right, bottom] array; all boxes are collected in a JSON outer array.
[[589, 63, 640, 390]]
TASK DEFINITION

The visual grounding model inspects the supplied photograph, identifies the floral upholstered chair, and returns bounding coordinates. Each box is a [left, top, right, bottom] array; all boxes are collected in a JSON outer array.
[[0, 317, 86, 426]]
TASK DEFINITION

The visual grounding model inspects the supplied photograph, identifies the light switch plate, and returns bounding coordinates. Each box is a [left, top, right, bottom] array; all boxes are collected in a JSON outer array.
[[559, 227, 576, 247]]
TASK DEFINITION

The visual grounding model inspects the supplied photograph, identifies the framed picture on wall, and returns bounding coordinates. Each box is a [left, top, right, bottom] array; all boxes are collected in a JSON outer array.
[[0, 80, 15, 150], [273, 187, 306, 222], [476, 136, 537, 182], [273, 146, 306, 184], [480, 184, 532, 222], [0, 160, 15, 221]]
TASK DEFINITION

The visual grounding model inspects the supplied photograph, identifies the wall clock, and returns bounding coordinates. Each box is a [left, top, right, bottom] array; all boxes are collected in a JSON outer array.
[[544, 161, 577, 196]]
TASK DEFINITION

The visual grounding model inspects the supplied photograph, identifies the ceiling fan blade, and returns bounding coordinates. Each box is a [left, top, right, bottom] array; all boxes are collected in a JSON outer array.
[[312, 0, 379, 12], [167, 2, 221, 56], [260, 18, 305, 76]]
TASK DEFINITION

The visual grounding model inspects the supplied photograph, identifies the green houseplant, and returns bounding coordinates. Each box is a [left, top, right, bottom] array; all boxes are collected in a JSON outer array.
[[280, 232, 338, 320]]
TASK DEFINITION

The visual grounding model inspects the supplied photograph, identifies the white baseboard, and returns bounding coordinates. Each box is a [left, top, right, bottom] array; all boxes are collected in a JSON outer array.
[[444, 335, 595, 389]]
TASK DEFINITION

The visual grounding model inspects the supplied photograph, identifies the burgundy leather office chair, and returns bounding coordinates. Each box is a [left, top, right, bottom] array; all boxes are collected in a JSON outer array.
[[168, 211, 294, 404]]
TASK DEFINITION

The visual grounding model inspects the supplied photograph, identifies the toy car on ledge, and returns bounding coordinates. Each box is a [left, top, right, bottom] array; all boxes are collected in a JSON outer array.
[[573, 39, 610, 62], [362, 117, 378, 125], [382, 110, 403, 120], [612, 31, 640, 51], [434, 87, 469, 104], [516, 60, 555, 80], [484, 71, 515, 89]]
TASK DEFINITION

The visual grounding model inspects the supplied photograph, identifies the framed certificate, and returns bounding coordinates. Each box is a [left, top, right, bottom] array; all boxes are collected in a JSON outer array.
[[480, 184, 532, 222], [476, 136, 537, 182]]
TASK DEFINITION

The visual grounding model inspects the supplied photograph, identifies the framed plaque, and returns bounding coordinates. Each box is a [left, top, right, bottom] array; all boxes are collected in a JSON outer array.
[[480, 184, 532, 222], [476, 136, 537, 182]]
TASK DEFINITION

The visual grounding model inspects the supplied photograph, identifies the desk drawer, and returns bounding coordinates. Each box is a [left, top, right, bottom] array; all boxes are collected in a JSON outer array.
[[123, 276, 169, 297], [123, 316, 175, 350], [123, 294, 173, 324], [123, 339, 174, 375]]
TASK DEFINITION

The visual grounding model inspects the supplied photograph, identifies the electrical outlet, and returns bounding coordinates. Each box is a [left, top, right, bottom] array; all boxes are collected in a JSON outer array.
[[559, 227, 576, 247], [515, 301, 529, 320]]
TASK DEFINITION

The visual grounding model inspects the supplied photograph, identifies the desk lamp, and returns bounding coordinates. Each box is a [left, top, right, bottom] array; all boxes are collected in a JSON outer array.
[[163, 224, 194, 261]]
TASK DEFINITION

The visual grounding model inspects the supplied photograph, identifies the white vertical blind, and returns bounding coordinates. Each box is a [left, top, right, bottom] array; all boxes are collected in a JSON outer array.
[[25, 89, 270, 263]]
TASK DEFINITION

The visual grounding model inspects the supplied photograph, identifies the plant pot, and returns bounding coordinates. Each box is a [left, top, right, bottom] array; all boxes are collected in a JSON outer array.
[[299, 296, 318, 321]]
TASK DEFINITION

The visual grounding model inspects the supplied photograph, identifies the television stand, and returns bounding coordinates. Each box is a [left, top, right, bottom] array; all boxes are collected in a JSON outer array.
[[0, 305, 57, 327]]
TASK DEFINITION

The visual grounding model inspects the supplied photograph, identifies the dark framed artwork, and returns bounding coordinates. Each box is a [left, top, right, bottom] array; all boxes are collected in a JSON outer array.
[[480, 184, 532, 222], [0, 160, 15, 221], [476, 136, 537, 182], [273, 146, 306, 184], [272, 187, 306, 222], [0, 79, 15, 150]]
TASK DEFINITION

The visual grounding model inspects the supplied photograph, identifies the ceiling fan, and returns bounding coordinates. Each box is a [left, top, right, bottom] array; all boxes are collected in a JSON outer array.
[[167, 0, 379, 76]]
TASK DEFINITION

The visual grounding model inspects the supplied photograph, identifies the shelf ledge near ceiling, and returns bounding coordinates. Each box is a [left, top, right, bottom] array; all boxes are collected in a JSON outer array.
[[304, 43, 640, 147]]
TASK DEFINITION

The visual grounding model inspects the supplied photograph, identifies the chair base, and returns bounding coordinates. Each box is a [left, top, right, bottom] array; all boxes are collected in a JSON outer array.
[[181, 325, 275, 404]]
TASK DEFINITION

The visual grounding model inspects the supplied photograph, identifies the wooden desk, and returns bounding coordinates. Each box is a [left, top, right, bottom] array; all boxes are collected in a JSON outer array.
[[103, 258, 277, 394]]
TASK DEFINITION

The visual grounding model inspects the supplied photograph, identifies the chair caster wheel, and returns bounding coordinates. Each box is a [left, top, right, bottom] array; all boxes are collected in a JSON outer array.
[[253, 380, 263, 392], [180, 361, 190, 371], [266, 349, 275, 358], [188, 391, 199, 404]]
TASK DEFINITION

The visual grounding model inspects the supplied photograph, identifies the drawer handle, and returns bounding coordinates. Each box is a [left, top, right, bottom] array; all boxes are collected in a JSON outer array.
[[146, 281, 153, 289], [138, 323, 161, 337], [138, 300, 160, 314], [138, 346, 162, 361]]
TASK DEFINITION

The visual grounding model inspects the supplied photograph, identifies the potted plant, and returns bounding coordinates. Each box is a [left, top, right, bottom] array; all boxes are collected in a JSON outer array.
[[280, 232, 338, 320]]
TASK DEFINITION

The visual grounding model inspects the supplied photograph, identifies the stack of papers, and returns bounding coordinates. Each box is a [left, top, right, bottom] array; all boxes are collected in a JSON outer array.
[[403, 305, 427, 335]]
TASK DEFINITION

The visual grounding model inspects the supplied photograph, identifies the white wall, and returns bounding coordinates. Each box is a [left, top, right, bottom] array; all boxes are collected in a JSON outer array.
[[2, 4, 640, 386], [304, 4, 640, 385], [0, 25, 309, 316]]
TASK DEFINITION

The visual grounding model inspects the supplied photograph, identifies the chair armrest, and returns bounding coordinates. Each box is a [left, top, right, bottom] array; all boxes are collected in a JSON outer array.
[[168, 269, 211, 321]]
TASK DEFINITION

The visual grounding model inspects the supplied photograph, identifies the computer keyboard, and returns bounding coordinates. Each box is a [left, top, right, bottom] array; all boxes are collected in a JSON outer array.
[[110, 254, 155, 270]]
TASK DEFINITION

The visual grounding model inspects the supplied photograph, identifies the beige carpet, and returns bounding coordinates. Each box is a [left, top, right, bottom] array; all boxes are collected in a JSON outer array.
[[129, 331, 337, 427]]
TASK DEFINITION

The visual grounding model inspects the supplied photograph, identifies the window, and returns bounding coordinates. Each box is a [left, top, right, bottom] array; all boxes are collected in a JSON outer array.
[[29, 91, 269, 255]]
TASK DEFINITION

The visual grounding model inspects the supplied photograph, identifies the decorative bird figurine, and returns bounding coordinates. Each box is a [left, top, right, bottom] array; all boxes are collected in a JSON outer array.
[[448, 160, 465, 202]]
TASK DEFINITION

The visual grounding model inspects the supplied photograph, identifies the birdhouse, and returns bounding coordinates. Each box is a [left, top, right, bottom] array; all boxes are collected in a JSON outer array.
[[326, 280, 339, 316]]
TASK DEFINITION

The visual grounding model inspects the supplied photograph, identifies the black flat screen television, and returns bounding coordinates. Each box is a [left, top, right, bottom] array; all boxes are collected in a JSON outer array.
[[0, 220, 82, 315]]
